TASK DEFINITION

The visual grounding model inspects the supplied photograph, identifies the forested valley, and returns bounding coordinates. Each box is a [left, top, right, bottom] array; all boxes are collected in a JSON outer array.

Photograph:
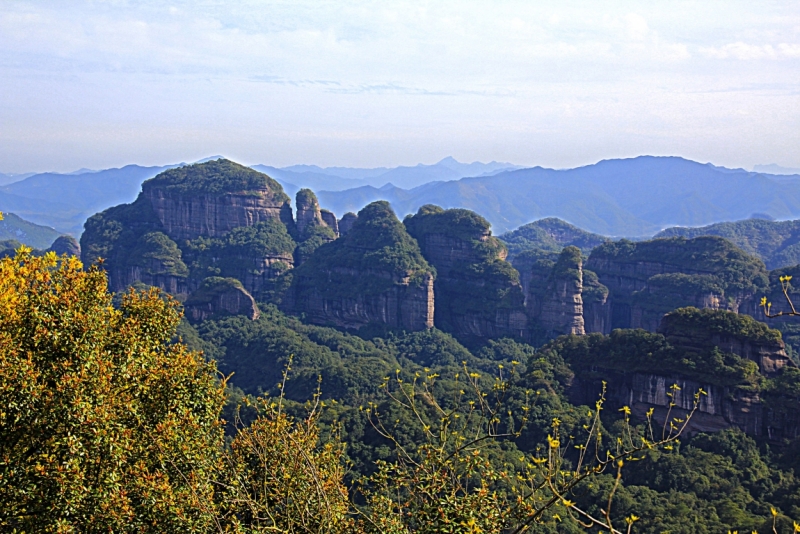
[[3, 159, 800, 533]]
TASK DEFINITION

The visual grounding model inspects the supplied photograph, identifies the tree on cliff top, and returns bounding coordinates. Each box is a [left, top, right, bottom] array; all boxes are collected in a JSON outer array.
[[289, 201, 434, 299], [142, 159, 289, 199]]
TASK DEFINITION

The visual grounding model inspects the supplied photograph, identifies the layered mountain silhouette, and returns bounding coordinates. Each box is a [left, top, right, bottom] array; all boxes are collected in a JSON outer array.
[[4, 155, 800, 237]]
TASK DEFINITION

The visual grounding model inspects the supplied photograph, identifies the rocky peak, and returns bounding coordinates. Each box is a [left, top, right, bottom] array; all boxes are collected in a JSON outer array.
[[658, 307, 794, 377], [295, 189, 328, 237], [47, 235, 81, 257], [404, 205, 527, 340], [320, 209, 339, 237], [141, 159, 293, 241], [338, 212, 357, 236], [184, 277, 260, 323], [284, 201, 435, 331], [536, 246, 585, 337]]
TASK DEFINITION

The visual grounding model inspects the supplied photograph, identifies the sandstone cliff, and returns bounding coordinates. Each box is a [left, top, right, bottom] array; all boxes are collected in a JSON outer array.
[[109, 231, 190, 297], [530, 246, 585, 337], [404, 205, 528, 340], [284, 201, 435, 331], [184, 277, 260, 323], [141, 159, 293, 241], [294, 188, 327, 237], [338, 212, 357, 235], [657, 307, 792, 377], [570, 370, 771, 437], [81, 160, 297, 301], [47, 235, 81, 257], [556, 307, 799, 440], [292, 190, 337, 265], [584, 237, 769, 334], [320, 209, 339, 237]]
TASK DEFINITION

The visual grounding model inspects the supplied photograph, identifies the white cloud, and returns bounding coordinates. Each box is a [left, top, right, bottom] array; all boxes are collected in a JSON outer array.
[[0, 1, 799, 171], [624, 13, 650, 41], [778, 43, 800, 58], [711, 41, 800, 60]]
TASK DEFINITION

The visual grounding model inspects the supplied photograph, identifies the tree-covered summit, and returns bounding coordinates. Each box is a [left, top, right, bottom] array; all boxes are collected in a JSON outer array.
[[404, 205, 493, 244], [141, 158, 289, 199], [588, 236, 769, 295], [656, 218, 800, 270], [289, 201, 434, 299], [499, 217, 609, 258], [331, 201, 433, 278]]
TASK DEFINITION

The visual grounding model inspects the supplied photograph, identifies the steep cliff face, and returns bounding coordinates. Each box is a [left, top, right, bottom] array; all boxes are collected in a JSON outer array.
[[338, 212, 357, 236], [184, 277, 259, 323], [552, 307, 800, 440], [581, 269, 609, 334], [320, 209, 339, 237], [404, 205, 528, 340], [80, 159, 297, 309], [294, 188, 327, 237], [658, 307, 792, 377], [184, 219, 296, 300], [292, 190, 337, 265], [47, 235, 81, 257], [141, 159, 293, 241], [284, 201, 435, 331], [109, 230, 190, 296], [570, 371, 770, 436], [533, 246, 585, 337], [584, 237, 769, 333]]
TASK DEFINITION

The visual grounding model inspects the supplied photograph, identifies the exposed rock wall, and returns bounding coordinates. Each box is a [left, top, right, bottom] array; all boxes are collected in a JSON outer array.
[[287, 269, 434, 331], [405, 205, 528, 340], [658, 308, 793, 377], [566, 309, 800, 441], [320, 209, 339, 237], [184, 277, 260, 323], [295, 189, 327, 237], [111, 263, 190, 297], [570, 370, 800, 441], [525, 246, 585, 337], [570, 371, 767, 436], [584, 237, 768, 333], [338, 213, 357, 236], [285, 201, 436, 332], [143, 186, 293, 241]]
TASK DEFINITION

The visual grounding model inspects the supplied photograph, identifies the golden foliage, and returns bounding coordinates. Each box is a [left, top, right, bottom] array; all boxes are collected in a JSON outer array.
[[0, 249, 226, 532]]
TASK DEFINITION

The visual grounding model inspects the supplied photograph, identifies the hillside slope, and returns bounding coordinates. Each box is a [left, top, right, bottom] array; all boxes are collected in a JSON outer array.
[[656, 218, 800, 270], [0, 212, 62, 249]]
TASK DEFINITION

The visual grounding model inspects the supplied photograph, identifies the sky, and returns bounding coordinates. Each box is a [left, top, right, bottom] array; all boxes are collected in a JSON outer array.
[[1, 0, 799, 174]]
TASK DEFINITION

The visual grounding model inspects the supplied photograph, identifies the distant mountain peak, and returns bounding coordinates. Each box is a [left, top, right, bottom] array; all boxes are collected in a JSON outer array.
[[753, 163, 800, 176], [194, 155, 227, 164]]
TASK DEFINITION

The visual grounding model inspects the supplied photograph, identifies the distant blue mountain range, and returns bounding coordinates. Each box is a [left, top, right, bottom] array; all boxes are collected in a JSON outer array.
[[2, 155, 800, 237]]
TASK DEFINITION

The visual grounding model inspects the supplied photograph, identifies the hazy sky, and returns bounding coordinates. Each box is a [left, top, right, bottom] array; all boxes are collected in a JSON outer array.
[[1, 1, 799, 173]]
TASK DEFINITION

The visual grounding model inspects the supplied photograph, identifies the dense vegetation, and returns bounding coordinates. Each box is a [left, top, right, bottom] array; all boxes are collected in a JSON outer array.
[[289, 201, 434, 300], [499, 217, 609, 258], [656, 218, 800, 270], [403, 205, 525, 340], [589, 236, 769, 295], [141, 158, 289, 198], [47, 159, 800, 531], [3, 248, 800, 532]]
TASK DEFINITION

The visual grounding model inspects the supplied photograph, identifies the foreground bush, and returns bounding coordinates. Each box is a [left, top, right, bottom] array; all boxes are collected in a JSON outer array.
[[0, 249, 225, 531]]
